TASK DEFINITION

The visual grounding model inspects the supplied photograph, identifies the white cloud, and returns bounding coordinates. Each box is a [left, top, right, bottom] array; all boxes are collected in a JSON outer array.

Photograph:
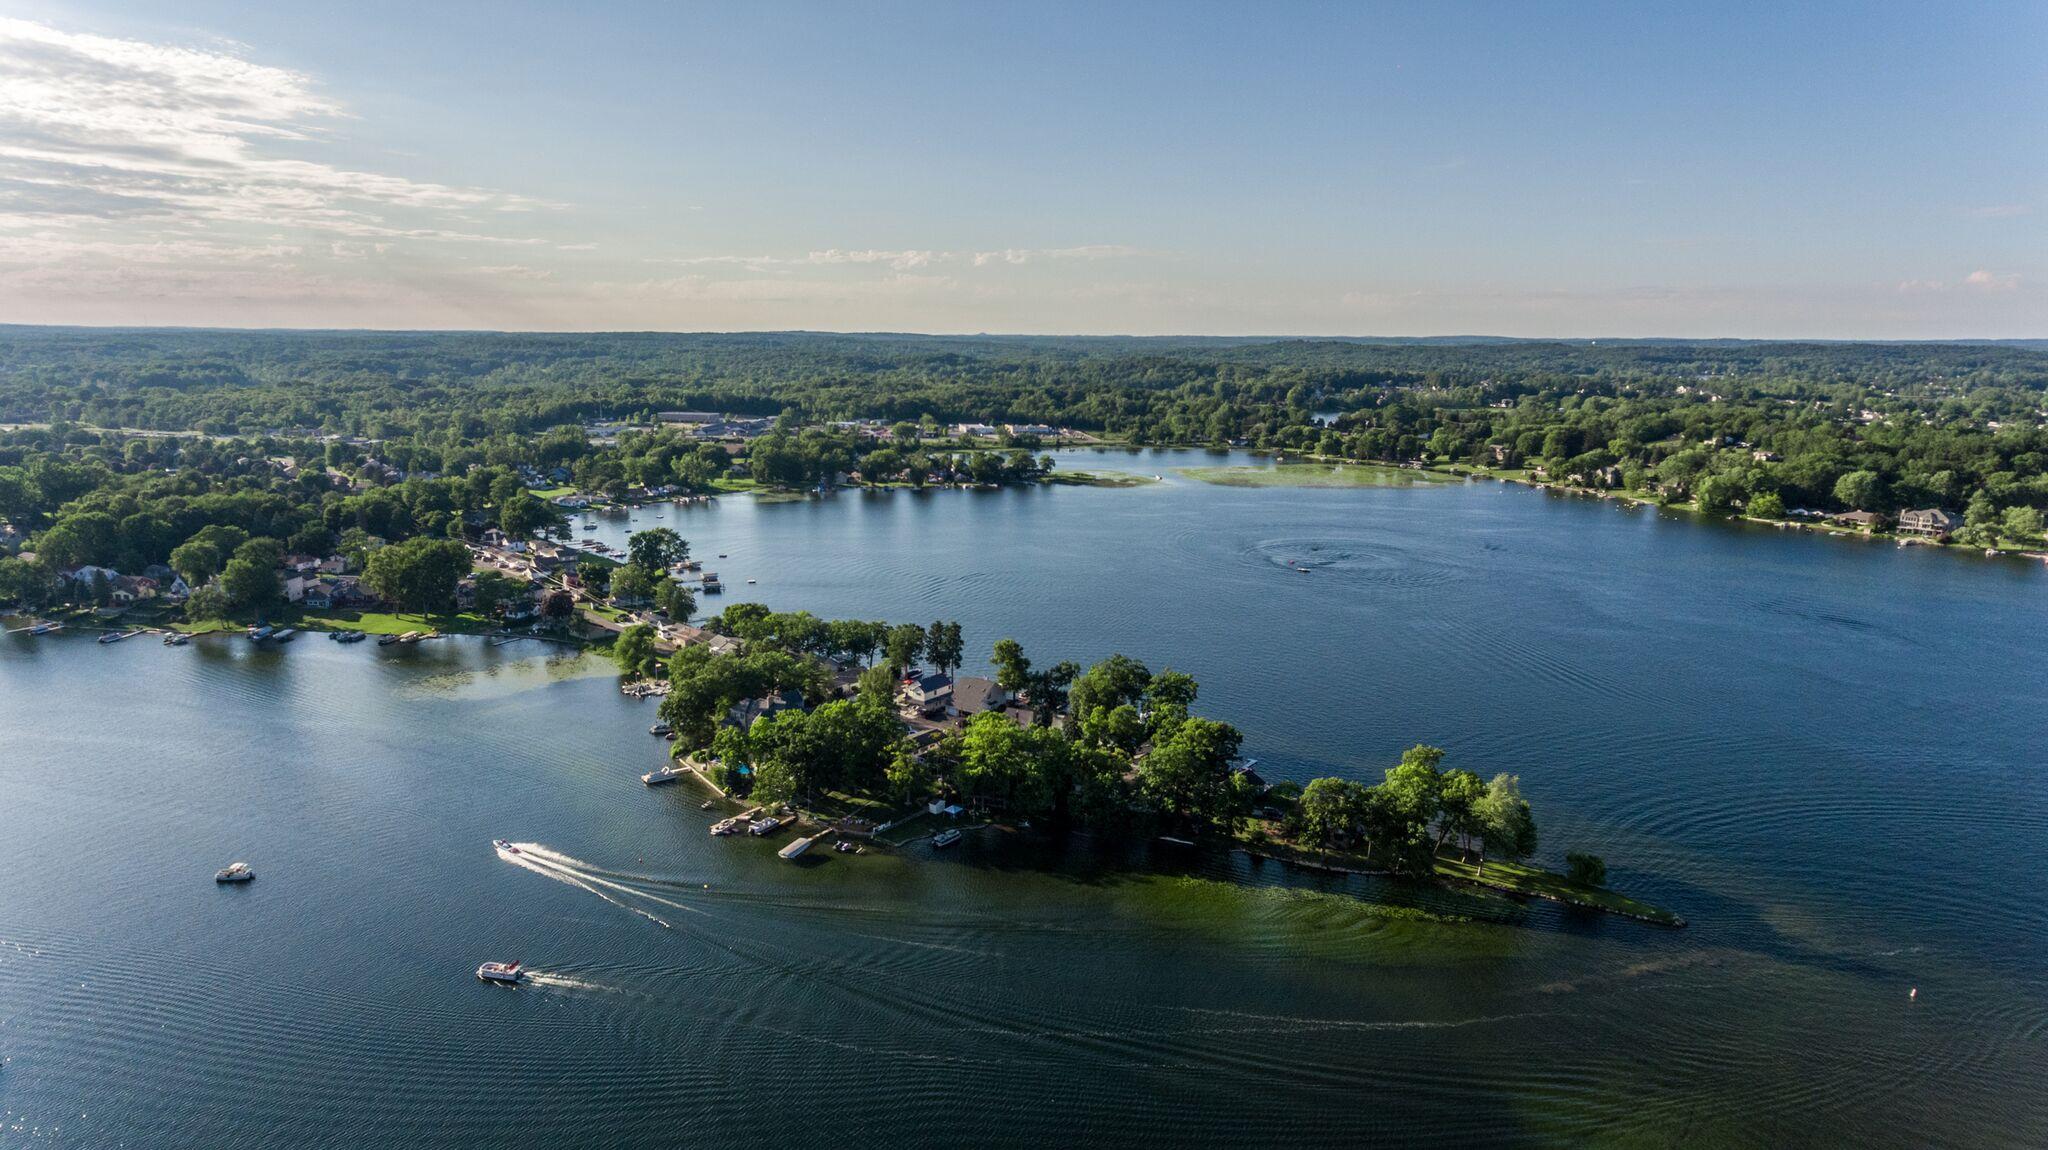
[[971, 244, 1140, 267], [1964, 269, 2020, 291], [1970, 204, 2032, 219], [0, 17, 550, 248]]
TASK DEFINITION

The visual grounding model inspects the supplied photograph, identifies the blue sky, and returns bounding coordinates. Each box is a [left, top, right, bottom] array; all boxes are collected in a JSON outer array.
[[0, 1, 2040, 335]]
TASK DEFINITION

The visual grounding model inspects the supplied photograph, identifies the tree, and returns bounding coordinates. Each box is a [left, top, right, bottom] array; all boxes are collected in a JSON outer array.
[[991, 638, 1030, 692], [615, 623, 662, 679], [470, 570, 526, 617], [609, 563, 658, 605], [658, 579, 697, 622], [169, 539, 225, 587], [925, 620, 964, 677], [1833, 470, 1883, 512], [2002, 505, 2044, 543], [1137, 716, 1243, 830], [183, 583, 231, 621], [1475, 773, 1537, 874], [219, 552, 283, 616], [1145, 669, 1198, 711], [884, 622, 926, 671], [540, 588, 575, 626], [1746, 490, 1786, 519], [1298, 777, 1368, 854], [1565, 852, 1607, 887], [628, 527, 688, 570], [362, 536, 471, 615], [1434, 768, 1488, 855]]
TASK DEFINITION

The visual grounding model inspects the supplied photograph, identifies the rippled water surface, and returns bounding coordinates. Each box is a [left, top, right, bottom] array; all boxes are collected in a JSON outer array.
[[3, 449, 2045, 1147]]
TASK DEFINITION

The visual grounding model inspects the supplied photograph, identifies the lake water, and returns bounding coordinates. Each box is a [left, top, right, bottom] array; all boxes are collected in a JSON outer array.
[[3, 448, 2045, 1147]]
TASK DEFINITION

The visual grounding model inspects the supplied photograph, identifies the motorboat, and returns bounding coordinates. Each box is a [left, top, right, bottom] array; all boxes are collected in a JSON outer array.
[[642, 764, 685, 785], [699, 799, 715, 810], [377, 633, 401, 646], [476, 961, 523, 984], [649, 722, 672, 736], [492, 839, 520, 854], [214, 861, 254, 882], [834, 839, 860, 854], [748, 816, 783, 836], [710, 817, 742, 836], [398, 631, 423, 644], [247, 625, 274, 641], [97, 631, 124, 644], [271, 628, 298, 642], [932, 829, 962, 849], [336, 630, 368, 643], [28, 622, 62, 635], [163, 633, 190, 646]]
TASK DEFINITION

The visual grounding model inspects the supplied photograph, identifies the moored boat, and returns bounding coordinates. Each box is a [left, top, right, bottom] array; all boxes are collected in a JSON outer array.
[[748, 816, 783, 836], [214, 861, 254, 882], [642, 764, 684, 785], [932, 829, 962, 849]]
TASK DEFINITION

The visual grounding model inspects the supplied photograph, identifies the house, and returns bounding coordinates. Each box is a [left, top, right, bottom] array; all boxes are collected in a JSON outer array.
[[1229, 758, 1268, 795], [0, 521, 24, 553], [951, 676, 1011, 717], [163, 575, 191, 601], [727, 688, 804, 728], [1752, 449, 1783, 463], [1830, 510, 1884, 531], [904, 671, 953, 714], [1896, 508, 1959, 539], [110, 575, 158, 605], [950, 423, 998, 438], [302, 580, 337, 610], [61, 564, 121, 590]]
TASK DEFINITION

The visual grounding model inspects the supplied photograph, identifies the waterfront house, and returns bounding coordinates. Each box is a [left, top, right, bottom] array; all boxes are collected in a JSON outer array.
[[61, 564, 121, 590], [302, 580, 337, 610], [111, 575, 157, 605], [1896, 508, 1959, 539], [1830, 510, 1884, 531], [727, 688, 804, 729], [951, 676, 1011, 718], [904, 671, 954, 715]]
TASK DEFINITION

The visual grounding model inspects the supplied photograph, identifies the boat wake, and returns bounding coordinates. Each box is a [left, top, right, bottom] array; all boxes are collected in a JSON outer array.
[[495, 840, 709, 929]]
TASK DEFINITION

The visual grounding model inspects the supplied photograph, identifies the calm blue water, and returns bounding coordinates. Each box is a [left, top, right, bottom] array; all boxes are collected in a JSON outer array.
[[2, 448, 2044, 1147]]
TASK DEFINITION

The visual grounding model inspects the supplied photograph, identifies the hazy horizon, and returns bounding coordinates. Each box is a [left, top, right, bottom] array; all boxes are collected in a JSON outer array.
[[0, 2, 2040, 337]]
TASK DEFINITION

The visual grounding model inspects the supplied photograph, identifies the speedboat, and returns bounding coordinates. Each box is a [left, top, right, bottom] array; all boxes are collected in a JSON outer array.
[[710, 817, 742, 836], [247, 625, 274, 642], [215, 862, 254, 882], [476, 961, 523, 984], [97, 631, 123, 644], [835, 839, 860, 854], [377, 633, 401, 646], [932, 829, 962, 849], [163, 633, 189, 646], [699, 799, 715, 810], [493, 839, 520, 854], [649, 722, 672, 736], [642, 765, 684, 785]]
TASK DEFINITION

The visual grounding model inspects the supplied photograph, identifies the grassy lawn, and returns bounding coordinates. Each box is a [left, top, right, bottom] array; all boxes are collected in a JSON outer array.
[[1431, 854, 1682, 925], [1049, 470, 1158, 488], [1177, 463, 1460, 488], [527, 485, 577, 499], [711, 477, 759, 493], [293, 608, 498, 636]]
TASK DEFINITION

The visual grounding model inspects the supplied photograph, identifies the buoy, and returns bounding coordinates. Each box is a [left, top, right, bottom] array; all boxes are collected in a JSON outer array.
[[1909, 988, 1918, 1000]]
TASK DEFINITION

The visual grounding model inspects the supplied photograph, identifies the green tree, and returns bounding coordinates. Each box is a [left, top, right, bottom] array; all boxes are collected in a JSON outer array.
[[1746, 490, 1786, 519], [1565, 852, 1607, 887], [169, 539, 225, 587], [2001, 505, 2044, 543], [1136, 716, 1243, 830], [1833, 470, 1883, 512], [925, 620, 964, 677], [1475, 773, 1537, 874], [884, 622, 926, 670], [627, 527, 688, 570], [362, 536, 471, 615], [658, 578, 697, 622], [614, 623, 662, 679]]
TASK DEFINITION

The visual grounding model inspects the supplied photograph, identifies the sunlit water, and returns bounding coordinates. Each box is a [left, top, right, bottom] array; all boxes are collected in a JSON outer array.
[[2, 448, 2044, 1147]]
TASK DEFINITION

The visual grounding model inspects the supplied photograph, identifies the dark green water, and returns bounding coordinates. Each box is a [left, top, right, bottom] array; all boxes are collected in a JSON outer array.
[[2, 449, 2045, 1147]]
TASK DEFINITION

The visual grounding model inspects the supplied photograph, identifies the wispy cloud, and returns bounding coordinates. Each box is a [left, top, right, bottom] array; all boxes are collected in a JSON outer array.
[[1895, 269, 2021, 294], [1969, 204, 2032, 219], [650, 245, 1143, 272], [0, 17, 550, 246]]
